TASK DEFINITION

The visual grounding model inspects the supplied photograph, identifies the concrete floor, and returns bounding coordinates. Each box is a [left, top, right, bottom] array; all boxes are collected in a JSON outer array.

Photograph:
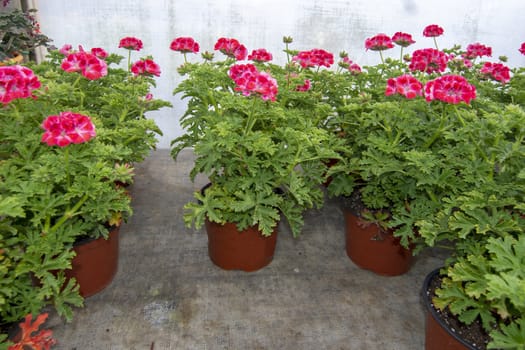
[[46, 149, 448, 350]]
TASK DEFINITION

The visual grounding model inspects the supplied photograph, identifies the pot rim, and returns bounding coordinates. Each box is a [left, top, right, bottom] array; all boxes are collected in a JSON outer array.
[[421, 267, 478, 350]]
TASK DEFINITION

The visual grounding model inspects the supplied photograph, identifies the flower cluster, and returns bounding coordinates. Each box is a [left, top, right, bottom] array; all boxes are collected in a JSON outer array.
[[228, 63, 278, 101], [385, 74, 423, 99], [214, 37, 247, 60], [118, 36, 143, 51], [41, 111, 96, 147], [292, 48, 334, 68], [409, 48, 449, 74], [423, 74, 476, 104], [391, 32, 416, 47], [364, 33, 394, 51], [422, 24, 444, 37], [0, 64, 41, 104], [131, 58, 161, 77], [464, 42, 492, 59], [480, 62, 511, 83], [247, 48, 273, 62], [170, 37, 200, 53], [60, 47, 108, 80]]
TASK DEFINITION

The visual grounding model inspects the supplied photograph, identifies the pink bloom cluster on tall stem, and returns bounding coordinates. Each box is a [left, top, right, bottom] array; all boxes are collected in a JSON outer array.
[[365, 34, 394, 51], [409, 48, 449, 74], [480, 62, 511, 84], [423, 24, 444, 50], [292, 49, 334, 68], [424, 75, 476, 105], [0, 65, 41, 105], [61, 50, 108, 80], [248, 48, 273, 62], [214, 38, 248, 60], [392, 32, 415, 47], [170, 37, 200, 53], [423, 24, 444, 37], [118, 37, 143, 51], [41, 111, 96, 147], [228, 63, 278, 101], [385, 74, 423, 99], [131, 59, 161, 77], [464, 43, 492, 59]]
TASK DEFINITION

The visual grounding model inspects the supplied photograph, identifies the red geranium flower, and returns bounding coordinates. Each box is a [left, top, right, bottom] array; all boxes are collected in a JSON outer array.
[[424, 75, 476, 105], [385, 74, 423, 99], [0, 65, 41, 105], [464, 43, 492, 59], [131, 59, 161, 77], [292, 49, 334, 68], [296, 79, 311, 92], [519, 42, 525, 55], [91, 47, 108, 59], [228, 63, 278, 101], [61, 51, 108, 80], [423, 24, 444, 37], [170, 37, 200, 53], [409, 48, 449, 74], [480, 62, 511, 84], [364, 34, 394, 51], [392, 32, 415, 47], [248, 48, 273, 62], [41, 111, 96, 147], [214, 38, 248, 60], [118, 36, 143, 51]]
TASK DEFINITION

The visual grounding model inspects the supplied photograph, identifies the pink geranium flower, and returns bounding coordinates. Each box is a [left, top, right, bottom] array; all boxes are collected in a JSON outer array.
[[423, 24, 444, 37], [248, 48, 273, 62], [520, 42, 525, 55], [228, 63, 278, 101], [131, 59, 161, 77], [41, 111, 96, 147], [480, 62, 511, 84], [118, 36, 143, 51], [364, 34, 394, 51], [214, 38, 248, 60], [409, 48, 449, 74], [170, 37, 200, 53], [424, 75, 476, 105], [61, 51, 108, 80], [464, 43, 492, 59], [91, 47, 108, 59], [385, 74, 423, 99], [59, 44, 72, 55], [0, 65, 41, 105], [292, 49, 334, 68], [391, 32, 415, 47]]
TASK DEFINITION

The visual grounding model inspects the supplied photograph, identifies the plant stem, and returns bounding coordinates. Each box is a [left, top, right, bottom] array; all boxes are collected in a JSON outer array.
[[244, 98, 258, 135], [49, 194, 89, 234], [127, 49, 131, 72], [433, 37, 439, 51]]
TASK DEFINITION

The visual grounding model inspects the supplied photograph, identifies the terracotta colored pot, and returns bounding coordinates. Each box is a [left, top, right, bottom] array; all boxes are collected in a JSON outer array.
[[205, 219, 278, 272], [343, 209, 413, 276], [422, 268, 477, 350], [65, 226, 120, 297]]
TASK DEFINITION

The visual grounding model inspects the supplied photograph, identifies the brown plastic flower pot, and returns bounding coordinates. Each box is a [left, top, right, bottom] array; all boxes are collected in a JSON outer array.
[[344, 209, 413, 276], [205, 219, 278, 272], [65, 226, 120, 297], [422, 268, 478, 350]]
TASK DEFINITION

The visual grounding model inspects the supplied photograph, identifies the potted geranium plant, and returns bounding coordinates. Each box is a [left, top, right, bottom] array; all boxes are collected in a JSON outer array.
[[418, 41, 525, 350], [170, 36, 342, 271], [324, 25, 512, 276], [0, 37, 171, 341]]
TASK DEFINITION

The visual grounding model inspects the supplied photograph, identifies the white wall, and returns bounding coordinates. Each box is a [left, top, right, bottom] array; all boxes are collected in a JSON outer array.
[[36, 0, 525, 148]]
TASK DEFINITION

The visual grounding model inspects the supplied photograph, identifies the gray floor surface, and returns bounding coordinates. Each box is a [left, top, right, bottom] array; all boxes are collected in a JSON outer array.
[[46, 149, 448, 350]]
